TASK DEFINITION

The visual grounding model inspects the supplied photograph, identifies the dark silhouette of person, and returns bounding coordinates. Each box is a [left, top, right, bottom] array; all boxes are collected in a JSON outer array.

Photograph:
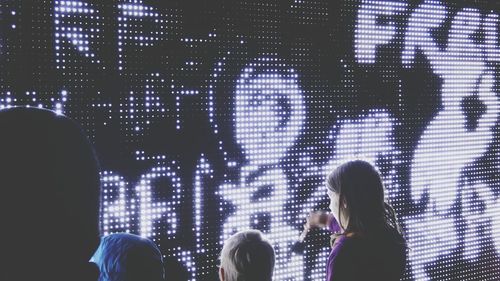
[[0, 107, 101, 281]]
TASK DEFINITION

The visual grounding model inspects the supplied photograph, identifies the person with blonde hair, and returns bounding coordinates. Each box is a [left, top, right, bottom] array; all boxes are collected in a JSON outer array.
[[219, 230, 275, 281]]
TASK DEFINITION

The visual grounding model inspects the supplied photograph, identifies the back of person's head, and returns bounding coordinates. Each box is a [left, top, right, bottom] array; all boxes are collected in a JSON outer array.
[[327, 160, 402, 235], [0, 107, 100, 280], [91, 233, 165, 281], [219, 230, 275, 281]]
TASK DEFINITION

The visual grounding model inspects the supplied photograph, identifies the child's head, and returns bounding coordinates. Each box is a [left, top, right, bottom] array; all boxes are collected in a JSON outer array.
[[92, 233, 165, 281], [219, 230, 275, 281], [326, 160, 391, 234]]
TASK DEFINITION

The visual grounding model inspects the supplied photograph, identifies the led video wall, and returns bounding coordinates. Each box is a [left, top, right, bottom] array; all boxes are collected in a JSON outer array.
[[1, 0, 499, 280]]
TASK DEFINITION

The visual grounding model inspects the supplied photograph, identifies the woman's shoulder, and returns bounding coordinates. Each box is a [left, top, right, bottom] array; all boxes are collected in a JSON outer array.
[[330, 233, 364, 258], [330, 231, 405, 269], [329, 231, 407, 281], [330, 231, 357, 245], [335, 229, 405, 252]]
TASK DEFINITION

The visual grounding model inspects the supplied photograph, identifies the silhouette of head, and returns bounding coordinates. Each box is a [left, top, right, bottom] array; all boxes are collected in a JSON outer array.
[[92, 233, 165, 281], [219, 229, 275, 281], [0, 107, 101, 280], [327, 160, 402, 235]]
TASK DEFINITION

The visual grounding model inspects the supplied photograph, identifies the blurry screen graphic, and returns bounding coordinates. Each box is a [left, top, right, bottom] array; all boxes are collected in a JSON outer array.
[[1, 0, 500, 280]]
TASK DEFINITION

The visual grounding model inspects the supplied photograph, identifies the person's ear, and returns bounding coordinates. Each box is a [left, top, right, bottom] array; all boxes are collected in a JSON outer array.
[[219, 266, 225, 281]]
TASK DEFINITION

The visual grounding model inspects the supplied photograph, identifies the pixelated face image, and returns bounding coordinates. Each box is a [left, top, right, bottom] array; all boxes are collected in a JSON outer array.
[[3, 1, 500, 280], [235, 68, 305, 166]]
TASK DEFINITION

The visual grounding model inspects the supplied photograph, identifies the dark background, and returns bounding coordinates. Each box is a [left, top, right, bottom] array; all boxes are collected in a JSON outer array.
[[1, 1, 499, 280]]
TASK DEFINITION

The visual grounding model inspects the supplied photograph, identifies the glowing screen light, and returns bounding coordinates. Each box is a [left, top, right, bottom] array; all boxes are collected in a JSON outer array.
[[1, 0, 500, 280]]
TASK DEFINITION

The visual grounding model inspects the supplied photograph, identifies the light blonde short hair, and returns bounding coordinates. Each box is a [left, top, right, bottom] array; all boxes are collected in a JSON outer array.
[[220, 230, 275, 281]]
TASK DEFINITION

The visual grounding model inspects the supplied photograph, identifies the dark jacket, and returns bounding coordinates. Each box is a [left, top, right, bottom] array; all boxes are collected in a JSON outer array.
[[327, 219, 407, 281]]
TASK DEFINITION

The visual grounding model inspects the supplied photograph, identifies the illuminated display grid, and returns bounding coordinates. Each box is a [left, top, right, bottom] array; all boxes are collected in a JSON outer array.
[[1, 0, 500, 280]]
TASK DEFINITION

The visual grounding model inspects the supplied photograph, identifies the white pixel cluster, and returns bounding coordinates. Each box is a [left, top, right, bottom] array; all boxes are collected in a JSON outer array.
[[0, 90, 68, 114], [355, 0, 407, 64], [117, 0, 173, 71], [309, 247, 331, 281], [126, 73, 167, 134], [54, 0, 100, 67], [405, 5, 499, 281], [302, 110, 396, 222], [235, 64, 305, 166], [101, 171, 134, 236], [356, 0, 500, 280], [136, 165, 181, 238], [194, 156, 213, 254], [100, 158, 182, 239], [219, 59, 306, 281]]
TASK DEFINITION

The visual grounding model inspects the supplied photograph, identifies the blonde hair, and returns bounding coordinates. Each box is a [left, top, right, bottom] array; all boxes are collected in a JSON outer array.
[[220, 230, 275, 281]]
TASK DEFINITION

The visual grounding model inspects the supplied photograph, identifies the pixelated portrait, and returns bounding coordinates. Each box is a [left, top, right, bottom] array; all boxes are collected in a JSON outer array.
[[1, 0, 500, 280]]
